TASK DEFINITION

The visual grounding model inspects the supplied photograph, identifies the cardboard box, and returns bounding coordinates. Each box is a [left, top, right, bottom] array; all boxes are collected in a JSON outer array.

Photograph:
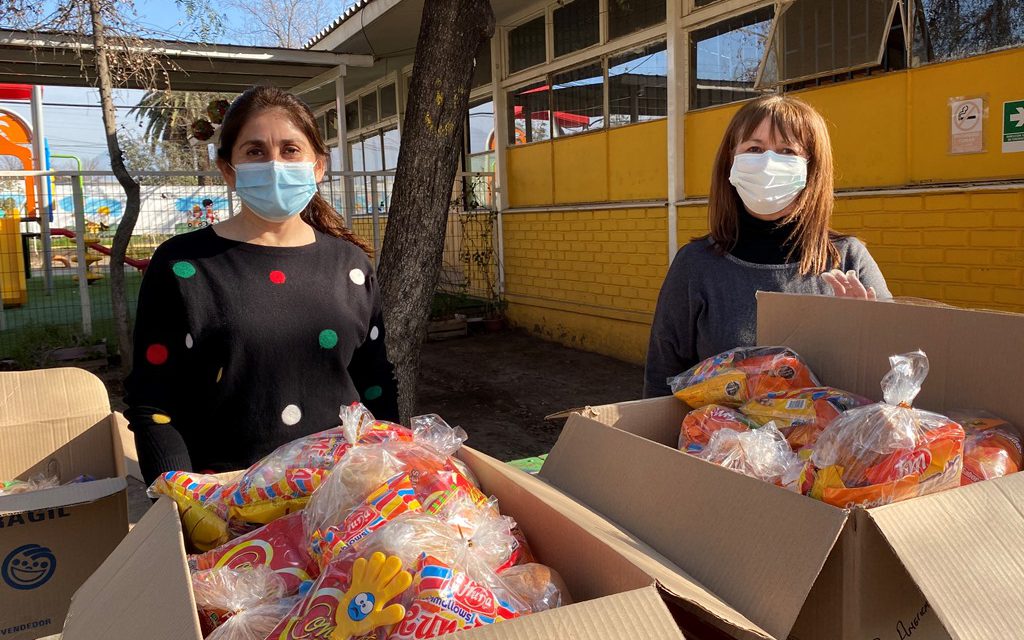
[[57, 439, 784, 640], [0, 368, 129, 640], [542, 293, 1024, 640]]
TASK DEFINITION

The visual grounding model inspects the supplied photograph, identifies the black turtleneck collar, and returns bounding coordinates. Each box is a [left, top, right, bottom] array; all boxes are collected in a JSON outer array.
[[730, 210, 800, 265]]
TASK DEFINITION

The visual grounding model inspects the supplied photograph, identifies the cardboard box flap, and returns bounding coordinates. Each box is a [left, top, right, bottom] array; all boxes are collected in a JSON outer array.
[[0, 476, 126, 514], [439, 586, 685, 640], [61, 497, 200, 640], [866, 472, 1024, 640], [542, 414, 848, 640], [0, 367, 111, 424], [460, 448, 772, 640], [756, 293, 1024, 427]]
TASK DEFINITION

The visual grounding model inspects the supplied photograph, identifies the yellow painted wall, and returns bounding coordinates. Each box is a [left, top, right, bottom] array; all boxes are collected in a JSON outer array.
[[508, 120, 668, 208], [502, 207, 667, 363]]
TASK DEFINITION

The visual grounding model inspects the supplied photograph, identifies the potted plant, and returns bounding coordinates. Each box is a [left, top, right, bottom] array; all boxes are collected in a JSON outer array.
[[483, 299, 507, 332]]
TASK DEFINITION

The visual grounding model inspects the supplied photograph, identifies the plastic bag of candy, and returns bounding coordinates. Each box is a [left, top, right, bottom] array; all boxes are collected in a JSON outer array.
[[0, 474, 60, 496], [678, 405, 759, 454], [699, 421, 807, 491], [499, 563, 571, 613], [206, 595, 299, 640], [947, 410, 1022, 485], [668, 347, 820, 409], [809, 352, 965, 508], [148, 471, 231, 552], [739, 387, 873, 451], [189, 511, 319, 595], [191, 565, 285, 635]]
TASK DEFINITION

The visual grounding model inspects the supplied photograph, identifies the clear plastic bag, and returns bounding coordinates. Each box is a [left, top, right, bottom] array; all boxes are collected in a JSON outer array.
[[205, 595, 299, 640], [947, 410, 1022, 485], [739, 387, 872, 451], [499, 563, 572, 612], [148, 471, 230, 552], [679, 405, 759, 455], [191, 565, 286, 635], [699, 422, 805, 490], [809, 352, 965, 508], [0, 474, 60, 496], [668, 346, 820, 409]]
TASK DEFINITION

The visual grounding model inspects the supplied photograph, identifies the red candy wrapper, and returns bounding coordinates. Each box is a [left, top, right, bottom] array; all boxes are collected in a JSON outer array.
[[390, 555, 522, 640], [190, 511, 319, 594]]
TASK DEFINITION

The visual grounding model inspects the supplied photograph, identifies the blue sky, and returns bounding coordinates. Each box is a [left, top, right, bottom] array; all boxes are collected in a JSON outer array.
[[0, 0, 324, 168]]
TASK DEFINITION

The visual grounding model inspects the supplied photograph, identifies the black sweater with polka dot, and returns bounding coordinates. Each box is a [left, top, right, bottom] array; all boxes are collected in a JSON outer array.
[[124, 226, 399, 485]]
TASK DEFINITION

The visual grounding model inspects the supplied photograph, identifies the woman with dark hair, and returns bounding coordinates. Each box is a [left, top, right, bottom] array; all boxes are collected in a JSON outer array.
[[125, 85, 398, 484], [644, 95, 890, 398]]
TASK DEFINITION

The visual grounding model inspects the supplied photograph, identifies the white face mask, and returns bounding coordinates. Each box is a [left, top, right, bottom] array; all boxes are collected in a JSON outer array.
[[728, 151, 808, 217]]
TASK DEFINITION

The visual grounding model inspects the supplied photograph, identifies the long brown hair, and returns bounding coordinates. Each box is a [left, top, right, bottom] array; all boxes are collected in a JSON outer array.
[[217, 85, 372, 254], [707, 94, 841, 275]]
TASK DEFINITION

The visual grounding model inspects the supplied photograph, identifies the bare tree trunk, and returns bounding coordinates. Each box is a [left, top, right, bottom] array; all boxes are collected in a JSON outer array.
[[379, 0, 495, 420], [89, 0, 141, 371]]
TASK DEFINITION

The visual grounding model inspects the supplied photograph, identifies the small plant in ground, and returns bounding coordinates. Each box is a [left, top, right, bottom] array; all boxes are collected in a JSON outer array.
[[8, 325, 106, 370]]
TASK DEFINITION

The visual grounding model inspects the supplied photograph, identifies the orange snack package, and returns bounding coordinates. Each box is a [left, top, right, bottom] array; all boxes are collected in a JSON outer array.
[[668, 347, 820, 409], [947, 411, 1023, 485], [809, 352, 965, 508], [739, 387, 872, 451], [679, 404, 759, 454]]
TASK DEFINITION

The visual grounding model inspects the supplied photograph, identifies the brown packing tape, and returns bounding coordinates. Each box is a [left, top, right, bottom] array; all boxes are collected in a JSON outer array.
[[541, 413, 848, 640]]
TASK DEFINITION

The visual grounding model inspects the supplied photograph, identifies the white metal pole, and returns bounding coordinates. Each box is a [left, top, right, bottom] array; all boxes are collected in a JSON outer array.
[[666, 0, 686, 264], [71, 176, 92, 335], [31, 85, 54, 294], [489, 34, 508, 295], [335, 70, 356, 224]]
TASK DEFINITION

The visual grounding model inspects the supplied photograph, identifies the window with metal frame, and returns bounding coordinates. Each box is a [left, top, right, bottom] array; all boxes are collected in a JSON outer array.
[[691, 6, 774, 109], [467, 98, 496, 154], [508, 15, 547, 74], [608, 0, 667, 40], [379, 84, 398, 120], [345, 100, 359, 132], [360, 92, 379, 128], [472, 42, 493, 88], [911, 0, 1024, 65], [551, 61, 606, 137], [554, 0, 600, 57], [383, 127, 400, 170], [508, 81, 552, 144], [608, 39, 668, 127], [756, 0, 898, 89]]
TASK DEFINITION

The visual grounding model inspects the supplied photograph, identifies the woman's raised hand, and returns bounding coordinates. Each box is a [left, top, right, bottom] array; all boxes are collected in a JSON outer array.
[[822, 269, 877, 300]]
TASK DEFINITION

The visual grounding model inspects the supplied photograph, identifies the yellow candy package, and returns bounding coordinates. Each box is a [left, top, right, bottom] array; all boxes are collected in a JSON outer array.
[[739, 387, 872, 451]]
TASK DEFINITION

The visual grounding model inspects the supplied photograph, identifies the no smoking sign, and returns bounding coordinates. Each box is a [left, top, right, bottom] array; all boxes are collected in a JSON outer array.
[[950, 97, 985, 154]]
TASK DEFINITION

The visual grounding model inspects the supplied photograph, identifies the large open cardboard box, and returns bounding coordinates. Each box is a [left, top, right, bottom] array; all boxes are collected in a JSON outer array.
[[542, 293, 1024, 640], [0, 368, 129, 640], [57, 435, 790, 640]]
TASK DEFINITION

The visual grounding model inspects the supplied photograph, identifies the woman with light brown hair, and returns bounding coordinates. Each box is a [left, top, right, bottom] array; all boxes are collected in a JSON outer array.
[[644, 94, 889, 397]]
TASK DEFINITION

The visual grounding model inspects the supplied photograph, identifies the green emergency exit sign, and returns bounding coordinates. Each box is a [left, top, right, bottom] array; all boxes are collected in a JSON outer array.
[[1004, 99, 1024, 153]]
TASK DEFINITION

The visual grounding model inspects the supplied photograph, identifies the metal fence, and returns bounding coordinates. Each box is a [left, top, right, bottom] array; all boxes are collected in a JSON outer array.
[[0, 169, 498, 365]]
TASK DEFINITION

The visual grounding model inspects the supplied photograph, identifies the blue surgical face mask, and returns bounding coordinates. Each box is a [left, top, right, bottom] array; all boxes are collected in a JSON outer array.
[[232, 161, 318, 222]]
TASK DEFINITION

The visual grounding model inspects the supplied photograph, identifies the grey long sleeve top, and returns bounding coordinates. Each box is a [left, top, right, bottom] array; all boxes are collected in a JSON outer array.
[[643, 236, 890, 398]]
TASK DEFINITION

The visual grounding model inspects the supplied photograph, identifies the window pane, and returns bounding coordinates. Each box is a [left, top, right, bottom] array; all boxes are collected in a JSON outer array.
[[345, 100, 359, 131], [326, 109, 338, 140], [609, 40, 668, 127], [508, 81, 551, 145], [609, 0, 666, 40], [694, 0, 721, 6], [760, 0, 895, 86], [472, 41, 492, 88], [362, 133, 383, 172], [913, 0, 1024, 64], [468, 98, 495, 154], [554, 0, 599, 58], [691, 7, 773, 109], [383, 127, 400, 170], [508, 16, 546, 74], [350, 140, 364, 171], [380, 83, 397, 119], [360, 92, 378, 128], [551, 62, 605, 137]]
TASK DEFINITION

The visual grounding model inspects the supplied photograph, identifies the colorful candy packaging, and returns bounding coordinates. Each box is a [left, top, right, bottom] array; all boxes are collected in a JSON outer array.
[[668, 346, 820, 409], [809, 352, 965, 508], [947, 410, 1023, 485], [389, 554, 526, 640], [678, 405, 759, 454], [190, 565, 285, 635], [189, 511, 319, 595], [739, 387, 873, 451], [149, 471, 231, 552], [699, 422, 809, 492]]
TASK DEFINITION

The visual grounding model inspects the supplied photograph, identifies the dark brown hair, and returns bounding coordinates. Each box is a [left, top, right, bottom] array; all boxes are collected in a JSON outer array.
[[707, 94, 841, 275], [217, 85, 371, 254]]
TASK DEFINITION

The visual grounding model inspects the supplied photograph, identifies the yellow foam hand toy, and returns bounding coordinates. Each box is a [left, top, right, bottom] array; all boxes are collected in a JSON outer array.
[[331, 552, 413, 640]]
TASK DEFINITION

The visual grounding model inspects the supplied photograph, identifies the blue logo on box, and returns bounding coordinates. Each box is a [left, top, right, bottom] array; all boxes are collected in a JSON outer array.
[[2, 544, 56, 590]]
